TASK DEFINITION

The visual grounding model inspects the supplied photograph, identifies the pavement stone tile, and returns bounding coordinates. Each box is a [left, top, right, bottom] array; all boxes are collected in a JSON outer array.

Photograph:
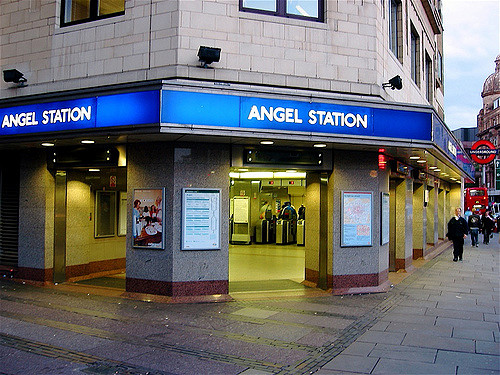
[[475, 340, 500, 355], [296, 330, 339, 346], [303, 315, 354, 329], [368, 321, 390, 331], [397, 299, 438, 309], [340, 341, 376, 356], [436, 316, 499, 331], [369, 343, 437, 363], [372, 358, 456, 374], [266, 311, 315, 324], [425, 307, 485, 320], [435, 350, 500, 371], [85, 341, 156, 361], [357, 330, 405, 345], [388, 306, 427, 315], [125, 347, 245, 375], [385, 321, 453, 337], [314, 370, 365, 374], [435, 301, 495, 314], [402, 332, 475, 353], [494, 331, 500, 342], [484, 313, 500, 323], [231, 307, 279, 319], [380, 312, 437, 325], [0, 344, 88, 374], [457, 367, 500, 375], [428, 293, 478, 303], [322, 353, 378, 373], [453, 328, 495, 341], [224, 320, 310, 342], [238, 369, 274, 375], [423, 285, 469, 294]]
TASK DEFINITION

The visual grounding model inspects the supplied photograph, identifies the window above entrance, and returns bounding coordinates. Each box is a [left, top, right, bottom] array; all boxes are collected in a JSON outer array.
[[240, 0, 324, 22], [61, 0, 125, 26]]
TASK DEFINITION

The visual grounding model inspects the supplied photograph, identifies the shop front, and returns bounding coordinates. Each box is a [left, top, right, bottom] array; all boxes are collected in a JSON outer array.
[[0, 83, 474, 296]]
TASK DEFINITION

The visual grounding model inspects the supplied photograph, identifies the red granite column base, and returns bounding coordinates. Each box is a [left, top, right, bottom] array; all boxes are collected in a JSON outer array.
[[126, 278, 229, 297]]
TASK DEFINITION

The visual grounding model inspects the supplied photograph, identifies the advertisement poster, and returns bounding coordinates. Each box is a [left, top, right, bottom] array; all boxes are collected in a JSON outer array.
[[182, 188, 221, 250], [341, 191, 373, 247], [133, 189, 164, 249], [381, 192, 390, 245]]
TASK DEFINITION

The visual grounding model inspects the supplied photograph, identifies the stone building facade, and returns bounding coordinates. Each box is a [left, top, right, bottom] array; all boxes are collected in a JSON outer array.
[[477, 55, 500, 201], [0, 0, 473, 296]]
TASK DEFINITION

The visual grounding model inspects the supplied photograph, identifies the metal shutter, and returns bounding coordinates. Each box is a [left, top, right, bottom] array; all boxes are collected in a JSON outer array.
[[0, 164, 20, 267]]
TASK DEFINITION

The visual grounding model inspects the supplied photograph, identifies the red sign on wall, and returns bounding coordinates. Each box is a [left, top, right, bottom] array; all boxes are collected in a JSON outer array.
[[470, 140, 498, 164]]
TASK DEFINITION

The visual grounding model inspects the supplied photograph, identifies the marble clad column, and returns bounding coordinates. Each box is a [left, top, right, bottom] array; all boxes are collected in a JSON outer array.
[[126, 143, 230, 297], [426, 186, 436, 248], [412, 183, 424, 259], [438, 188, 446, 240], [330, 150, 390, 292], [304, 173, 321, 285], [17, 149, 55, 282], [395, 178, 413, 271]]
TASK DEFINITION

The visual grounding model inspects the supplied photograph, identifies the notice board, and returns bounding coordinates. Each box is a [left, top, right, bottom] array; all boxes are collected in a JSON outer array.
[[182, 188, 221, 250], [341, 191, 373, 247]]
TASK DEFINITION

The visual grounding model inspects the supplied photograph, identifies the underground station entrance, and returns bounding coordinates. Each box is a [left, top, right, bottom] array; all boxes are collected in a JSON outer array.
[[228, 169, 310, 294]]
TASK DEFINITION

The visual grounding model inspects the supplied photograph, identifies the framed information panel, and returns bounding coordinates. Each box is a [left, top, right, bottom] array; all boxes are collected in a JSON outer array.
[[132, 188, 165, 249], [341, 191, 373, 247], [182, 188, 221, 250], [380, 192, 390, 245]]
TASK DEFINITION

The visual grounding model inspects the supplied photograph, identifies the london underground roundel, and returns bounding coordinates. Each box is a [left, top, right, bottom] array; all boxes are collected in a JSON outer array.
[[470, 140, 498, 164]]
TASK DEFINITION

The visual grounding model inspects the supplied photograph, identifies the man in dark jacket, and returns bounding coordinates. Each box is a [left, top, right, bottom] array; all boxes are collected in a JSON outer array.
[[482, 210, 495, 245], [447, 207, 468, 262], [468, 209, 482, 247]]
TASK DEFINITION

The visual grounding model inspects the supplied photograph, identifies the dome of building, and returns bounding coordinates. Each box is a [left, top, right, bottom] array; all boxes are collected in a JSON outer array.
[[482, 54, 500, 97]]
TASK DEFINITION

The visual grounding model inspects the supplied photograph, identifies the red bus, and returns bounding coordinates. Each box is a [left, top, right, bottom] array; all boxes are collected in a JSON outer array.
[[465, 187, 488, 214]]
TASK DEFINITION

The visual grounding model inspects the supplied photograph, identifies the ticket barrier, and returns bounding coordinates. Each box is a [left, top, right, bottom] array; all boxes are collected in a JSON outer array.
[[275, 219, 289, 245], [267, 217, 276, 243], [255, 219, 268, 243], [296, 219, 305, 246]]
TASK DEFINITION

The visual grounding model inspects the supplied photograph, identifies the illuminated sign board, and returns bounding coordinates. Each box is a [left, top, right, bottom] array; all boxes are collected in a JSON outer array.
[[161, 91, 432, 141], [0, 91, 159, 136]]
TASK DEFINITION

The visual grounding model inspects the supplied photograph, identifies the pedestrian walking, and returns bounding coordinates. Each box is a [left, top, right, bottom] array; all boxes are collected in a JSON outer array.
[[482, 210, 495, 245], [468, 209, 482, 247], [447, 207, 468, 262]]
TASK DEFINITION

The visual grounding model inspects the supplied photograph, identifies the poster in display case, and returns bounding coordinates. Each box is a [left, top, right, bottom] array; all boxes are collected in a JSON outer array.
[[341, 191, 373, 247], [381, 192, 390, 245], [182, 188, 221, 250], [132, 188, 165, 249]]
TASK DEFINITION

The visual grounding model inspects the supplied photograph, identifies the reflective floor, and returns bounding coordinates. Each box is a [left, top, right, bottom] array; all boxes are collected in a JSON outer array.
[[229, 243, 306, 293]]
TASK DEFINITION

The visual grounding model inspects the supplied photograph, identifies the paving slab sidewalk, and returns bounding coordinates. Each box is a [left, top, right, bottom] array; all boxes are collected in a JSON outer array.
[[320, 235, 499, 375]]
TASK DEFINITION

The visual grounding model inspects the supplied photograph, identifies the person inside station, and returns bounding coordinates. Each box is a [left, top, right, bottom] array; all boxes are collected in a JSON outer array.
[[279, 202, 298, 242], [298, 204, 306, 220], [259, 201, 272, 219]]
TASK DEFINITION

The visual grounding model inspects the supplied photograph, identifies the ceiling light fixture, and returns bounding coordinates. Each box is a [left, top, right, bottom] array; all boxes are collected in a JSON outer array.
[[81, 140, 95, 144], [41, 142, 55, 147], [409, 156, 420, 160], [260, 140, 274, 145], [314, 143, 327, 148]]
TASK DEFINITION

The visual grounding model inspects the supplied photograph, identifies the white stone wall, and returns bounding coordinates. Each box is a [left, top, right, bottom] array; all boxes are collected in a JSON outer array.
[[1, 0, 443, 112]]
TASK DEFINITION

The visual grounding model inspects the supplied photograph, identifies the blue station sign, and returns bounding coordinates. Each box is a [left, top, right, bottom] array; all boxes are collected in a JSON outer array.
[[161, 90, 432, 141], [0, 90, 159, 136]]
